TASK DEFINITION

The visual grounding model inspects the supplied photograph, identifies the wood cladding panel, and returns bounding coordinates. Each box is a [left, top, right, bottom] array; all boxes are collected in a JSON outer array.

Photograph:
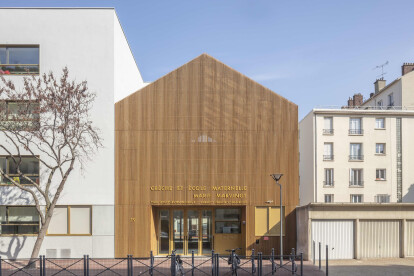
[[115, 54, 299, 257]]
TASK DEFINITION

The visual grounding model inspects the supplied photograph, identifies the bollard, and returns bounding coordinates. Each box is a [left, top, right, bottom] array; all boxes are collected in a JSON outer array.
[[252, 249, 256, 275], [171, 251, 176, 276], [326, 245, 329, 276], [258, 252, 263, 276], [300, 253, 303, 276], [191, 250, 194, 276], [83, 255, 87, 276], [215, 254, 219, 276], [40, 256, 43, 276], [319, 242, 321, 271], [271, 248, 275, 275], [43, 255, 46, 276], [150, 251, 154, 276], [291, 248, 295, 275], [313, 241, 315, 265]]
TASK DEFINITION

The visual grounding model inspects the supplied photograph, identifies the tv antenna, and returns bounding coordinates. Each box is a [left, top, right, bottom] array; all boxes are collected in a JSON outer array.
[[373, 61, 389, 79]]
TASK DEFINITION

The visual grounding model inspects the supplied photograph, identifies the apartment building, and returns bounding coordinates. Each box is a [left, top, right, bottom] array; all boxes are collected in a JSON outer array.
[[0, 8, 145, 258], [300, 63, 414, 205]]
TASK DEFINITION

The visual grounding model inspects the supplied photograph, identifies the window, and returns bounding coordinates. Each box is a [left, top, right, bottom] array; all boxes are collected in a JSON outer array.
[[388, 93, 394, 107], [376, 143, 385, 154], [0, 156, 39, 184], [349, 118, 363, 135], [323, 143, 333, 161], [376, 169, 386, 180], [0, 46, 39, 75], [350, 194, 363, 203], [349, 143, 363, 160], [215, 208, 241, 234], [324, 194, 334, 203], [324, 168, 334, 186], [47, 206, 91, 235], [0, 101, 40, 130], [377, 100, 383, 109], [323, 117, 333, 134], [375, 118, 385, 129], [254, 207, 285, 236], [0, 206, 39, 235], [350, 169, 363, 186], [375, 194, 390, 203]]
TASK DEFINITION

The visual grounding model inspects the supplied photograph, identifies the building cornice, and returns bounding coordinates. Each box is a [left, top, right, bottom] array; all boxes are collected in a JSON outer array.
[[312, 108, 414, 116]]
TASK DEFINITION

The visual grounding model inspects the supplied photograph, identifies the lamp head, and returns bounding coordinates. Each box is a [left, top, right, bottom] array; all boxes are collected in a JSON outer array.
[[270, 174, 283, 182]]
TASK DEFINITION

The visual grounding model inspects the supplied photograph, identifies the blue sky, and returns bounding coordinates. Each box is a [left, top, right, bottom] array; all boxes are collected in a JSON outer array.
[[1, 0, 413, 119]]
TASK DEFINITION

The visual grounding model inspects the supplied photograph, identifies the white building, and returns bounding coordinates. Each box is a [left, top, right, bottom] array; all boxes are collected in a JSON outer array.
[[299, 64, 414, 205], [0, 8, 146, 258]]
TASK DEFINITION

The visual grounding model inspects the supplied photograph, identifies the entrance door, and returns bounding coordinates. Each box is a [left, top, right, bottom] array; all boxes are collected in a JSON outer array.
[[160, 208, 213, 255]]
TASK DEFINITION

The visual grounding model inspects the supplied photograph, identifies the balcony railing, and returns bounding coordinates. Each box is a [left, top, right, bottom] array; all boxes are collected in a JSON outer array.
[[349, 155, 364, 161], [0, 64, 39, 75], [375, 195, 390, 203], [349, 181, 364, 187], [323, 155, 334, 161], [323, 181, 334, 187], [323, 129, 334, 135], [348, 129, 364, 135]]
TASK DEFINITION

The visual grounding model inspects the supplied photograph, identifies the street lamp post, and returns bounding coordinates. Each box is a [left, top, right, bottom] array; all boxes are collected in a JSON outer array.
[[270, 174, 283, 267]]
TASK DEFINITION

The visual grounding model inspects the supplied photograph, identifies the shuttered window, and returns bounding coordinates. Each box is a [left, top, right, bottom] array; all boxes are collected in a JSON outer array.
[[254, 206, 285, 236]]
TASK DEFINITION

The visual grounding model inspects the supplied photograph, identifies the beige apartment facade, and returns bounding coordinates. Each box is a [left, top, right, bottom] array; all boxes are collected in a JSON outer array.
[[299, 65, 414, 205]]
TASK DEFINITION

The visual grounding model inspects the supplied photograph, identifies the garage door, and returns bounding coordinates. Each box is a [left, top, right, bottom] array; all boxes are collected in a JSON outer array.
[[360, 220, 400, 258], [311, 220, 354, 260], [405, 220, 414, 256]]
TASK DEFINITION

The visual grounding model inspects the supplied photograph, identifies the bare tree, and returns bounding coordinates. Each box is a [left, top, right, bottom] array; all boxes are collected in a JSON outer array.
[[0, 68, 102, 260]]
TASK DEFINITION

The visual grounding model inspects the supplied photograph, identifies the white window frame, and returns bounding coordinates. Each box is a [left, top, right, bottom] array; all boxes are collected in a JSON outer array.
[[350, 168, 364, 186], [375, 118, 385, 129], [375, 143, 386, 155], [323, 117, 334, 134], [323, 143, 334, 161], [350, 194, 363, 203], [388, 93, 394, 107], [349, 143, 363, 160], [375, 194, 390, 203], [376, 169, 386, 180], [324, 194, 334, 203], [324, 168, 334, 186]]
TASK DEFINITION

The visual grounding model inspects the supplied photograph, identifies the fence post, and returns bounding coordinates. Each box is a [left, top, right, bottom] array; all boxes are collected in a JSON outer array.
[[252, 249, 257, 275], [171, 251, 176, 276], [150, 251, 154, 276], [326, 245, 329, 276], [40, 256, 43, 276], [211, 250, 214, 276], [313, 241, 315, 265], [191, 250, 194, 276], [127, 255, 132, 276], [291, 248, 295, 275], [43, 255, 46, 276], [300, 253, 303, 276], [83, 255, 87, 276], [259, 252, 263, 276], [318, 242, 321, 271]]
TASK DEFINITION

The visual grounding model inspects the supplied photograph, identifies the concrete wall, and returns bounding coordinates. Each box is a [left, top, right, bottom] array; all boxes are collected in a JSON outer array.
[[0, 8, 144, 258], [299, 111, 315, 205]]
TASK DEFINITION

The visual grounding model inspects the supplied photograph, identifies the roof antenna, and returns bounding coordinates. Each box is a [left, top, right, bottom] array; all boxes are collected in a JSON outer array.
[[373, 61, 389, 79]]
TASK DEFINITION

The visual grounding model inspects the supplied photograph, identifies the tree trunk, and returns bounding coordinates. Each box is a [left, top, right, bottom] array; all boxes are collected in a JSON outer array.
[[29, 207, 54, 262]]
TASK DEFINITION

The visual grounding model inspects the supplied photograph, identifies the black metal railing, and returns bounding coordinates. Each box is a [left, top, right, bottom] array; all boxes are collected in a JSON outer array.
[[349, 181, 364, 187], [322, 129, 334, 135], [348, 129, 363, 135], [0, 249, 306, 276], [349, 155, 364, 161], [323, 155, 334, 161]]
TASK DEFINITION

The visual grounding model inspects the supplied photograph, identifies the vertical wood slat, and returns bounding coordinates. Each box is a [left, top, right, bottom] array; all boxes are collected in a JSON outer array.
[[115, 54, 299, 257]]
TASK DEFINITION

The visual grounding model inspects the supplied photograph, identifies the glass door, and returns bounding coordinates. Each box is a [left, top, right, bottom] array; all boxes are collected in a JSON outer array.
[[201, 210, 213, 254], [173, 210, 184, 254], [186, 210, 199, 254]]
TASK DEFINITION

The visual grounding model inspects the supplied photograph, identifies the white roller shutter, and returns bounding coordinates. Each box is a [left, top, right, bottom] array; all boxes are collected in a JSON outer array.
[[360, 220, 400, 258], [311, 220, 354, 260], [405, 220, 414, 256]]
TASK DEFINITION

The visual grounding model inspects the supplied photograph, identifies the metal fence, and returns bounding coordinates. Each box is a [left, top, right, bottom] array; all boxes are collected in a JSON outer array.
[[0, 249, 305, 276]]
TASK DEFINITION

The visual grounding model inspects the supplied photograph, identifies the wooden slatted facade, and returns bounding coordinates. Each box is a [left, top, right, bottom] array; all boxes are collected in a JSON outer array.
[[115, 54, 299, 257]]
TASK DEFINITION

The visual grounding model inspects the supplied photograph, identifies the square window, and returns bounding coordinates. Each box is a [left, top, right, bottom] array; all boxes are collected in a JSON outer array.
[[376, 169, 386, 180], [375, 118, 385, 129], [376, 143, 385, 154], [351, 194, 363, 203], [324, 194, 334, 203], [375, 194, 390, 203]]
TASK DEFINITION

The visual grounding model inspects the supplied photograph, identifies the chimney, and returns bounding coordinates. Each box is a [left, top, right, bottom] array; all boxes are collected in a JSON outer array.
[[347, 97, 354, 108], [370, 92, 374, 98], [353, 93, 363, 107], [402, 63, 414, 76], [374, 79, 386, 93]]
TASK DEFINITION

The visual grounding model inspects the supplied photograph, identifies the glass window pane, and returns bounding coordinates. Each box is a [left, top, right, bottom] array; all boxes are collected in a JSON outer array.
[[159, 210, 169, 254], [69, 207, 91, 234], [7, 47, 39, 65], [215, 222, 241, 234], [8, 157, 39, 175], [215, 209, 240, 221], [0, 47, 6, 64], [48, 207, 68, 234], [8, 206, 39, 222], [0, 206, 6, 222]]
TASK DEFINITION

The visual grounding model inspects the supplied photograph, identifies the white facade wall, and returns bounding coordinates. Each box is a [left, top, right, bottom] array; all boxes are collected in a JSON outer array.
[[299, 112, 315, 205], [0, 8, 145, 258], [299, 109, 414, 204]]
